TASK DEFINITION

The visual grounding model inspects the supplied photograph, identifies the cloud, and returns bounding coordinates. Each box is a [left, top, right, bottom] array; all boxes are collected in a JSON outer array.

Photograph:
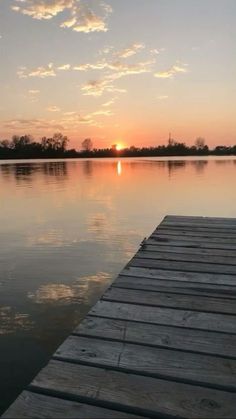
[[99, 45, 114, 55], [81, 79, 112, 97], [108, 60, 154, 78], [27, 89, 40, 102], [12, 0, 74, 20], [157, 95, 168, 100], [79, 58, 154, 96], [28, 89, 40, 95], [89, 109, 113, 117], [18, 63, 56, 78], [154, 63, 188, 79], [74, 59, 153, 75], [61, 110, 108, 128], [63, 111, 77, 116], [12, 0, 112, 33], [81, 78, 126, 96], [70, 8, 110, 33], [102, 98, 116, 107], [47, 106, 61, 112], [73, 60, 108, 71], [117, 43, 145, 59], [4, 118, 64, 131], [57, 64, 71, 70], [150, 48, 160, 55]]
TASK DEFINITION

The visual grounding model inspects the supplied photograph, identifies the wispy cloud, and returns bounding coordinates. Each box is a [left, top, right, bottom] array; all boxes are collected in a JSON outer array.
[[81, 77, 126, 96], [117, 43, 145, 59], [12, 0, 112, 33], [74, 59, 154, 77], [27, 89, 40, 102], [81, 61, 154, 96], [47, 106, 61, 112], [150, 48, 160, 55], [61, 108, 111, 128], [102, 98, 116, 107], [28, 89, 40, 95], [57, 64, 71, 70], [154, 63, 188, 79], [157, 95, 168, 100], [18, 63, 56, 78], [12, 0, 73, 20], [4, 118, 64, 131]]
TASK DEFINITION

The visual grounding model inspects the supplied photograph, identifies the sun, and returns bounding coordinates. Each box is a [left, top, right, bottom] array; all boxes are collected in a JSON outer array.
[[116, 143, 124, 151]]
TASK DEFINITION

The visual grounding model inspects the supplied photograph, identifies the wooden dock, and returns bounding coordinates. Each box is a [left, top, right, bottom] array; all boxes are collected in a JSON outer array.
[[3, 215, 236, 418]]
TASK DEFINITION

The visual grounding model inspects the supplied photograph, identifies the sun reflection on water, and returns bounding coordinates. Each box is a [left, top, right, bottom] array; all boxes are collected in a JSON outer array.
[[117, 160, 122, 176]]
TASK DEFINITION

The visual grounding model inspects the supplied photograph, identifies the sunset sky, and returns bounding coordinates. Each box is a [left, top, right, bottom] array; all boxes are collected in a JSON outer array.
[[0, 0, 235, 149]]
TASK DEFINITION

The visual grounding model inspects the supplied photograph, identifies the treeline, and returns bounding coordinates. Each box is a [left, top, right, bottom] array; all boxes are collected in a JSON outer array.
[[0, 134, 236, 159]]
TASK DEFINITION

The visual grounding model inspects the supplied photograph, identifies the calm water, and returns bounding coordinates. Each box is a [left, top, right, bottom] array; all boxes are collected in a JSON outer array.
[[0, 156, 236, 413]]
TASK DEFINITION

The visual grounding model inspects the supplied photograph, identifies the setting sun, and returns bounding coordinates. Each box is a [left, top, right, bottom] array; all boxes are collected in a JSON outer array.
[[116, 143, 125, 151]]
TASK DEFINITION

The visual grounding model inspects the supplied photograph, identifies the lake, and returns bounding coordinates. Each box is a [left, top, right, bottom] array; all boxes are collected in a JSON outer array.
[[0, 156, 236, 414]]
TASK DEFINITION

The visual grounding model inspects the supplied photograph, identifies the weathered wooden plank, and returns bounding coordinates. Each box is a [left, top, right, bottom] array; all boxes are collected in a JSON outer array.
[[121, 266, 236, 286], [154, 229, 236, 239], [2, 391, 141, 419], [151, 232, 236, 244], [130, 257, 236, 275], [75, 316, 236, 358], [54, 335, 236, 391], [143, 244, 236, 258], [103, 287, 236, 315], [162, 221, 236, 230], [136, 249, 236, 266], [115, 275, 236, 299], [156, 227, 236, 238], [147, 236, 236, 250], [165, 215, 236, 225], [91, 300, 236, 333], [29, 360, 236, 419]]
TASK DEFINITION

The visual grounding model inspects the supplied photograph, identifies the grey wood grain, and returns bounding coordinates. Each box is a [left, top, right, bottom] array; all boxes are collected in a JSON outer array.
[[2, 391, 141, 418], [151, 233, 236, 245], [162, 221, 236, 230], [75, 315, 236, 358], [130, 257, 236, 275], [154, 229, 236, 239], [135, 249, 236, 266], [91, 300, 236, 333], [143, 244, 236, 258], [114, 275, 236, 299], [54, 335, 236, 390], [120, 266, 236, 286], [29, 360, 236, 419], [165, 215, 236, 225], [103, 287, 236, 315], [147, 236, 236, 250]]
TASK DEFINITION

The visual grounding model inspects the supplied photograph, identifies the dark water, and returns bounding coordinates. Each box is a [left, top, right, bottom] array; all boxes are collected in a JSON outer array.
[[0, 157, 236, 414]]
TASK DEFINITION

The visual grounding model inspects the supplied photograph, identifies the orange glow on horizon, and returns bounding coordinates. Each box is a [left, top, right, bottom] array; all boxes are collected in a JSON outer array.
[[115, 143, 125, 151]]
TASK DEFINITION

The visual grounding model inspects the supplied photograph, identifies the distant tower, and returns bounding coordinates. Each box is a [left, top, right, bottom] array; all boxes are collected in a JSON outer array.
[[168, 132, 172, 146]]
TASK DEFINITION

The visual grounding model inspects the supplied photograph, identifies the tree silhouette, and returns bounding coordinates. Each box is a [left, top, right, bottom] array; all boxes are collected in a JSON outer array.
[[195, 137, 206, 150], [82, 138, 93, 151]]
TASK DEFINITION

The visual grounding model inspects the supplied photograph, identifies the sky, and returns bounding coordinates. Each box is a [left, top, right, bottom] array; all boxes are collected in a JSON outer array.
[[0, 0, 235, 149]]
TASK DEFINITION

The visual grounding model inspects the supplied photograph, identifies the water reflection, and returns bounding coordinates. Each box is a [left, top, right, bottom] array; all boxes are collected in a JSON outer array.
[[0, 161, 68, 183], [0, 156, 236, 414], [28, 272, 111, 305], [191, 160, 208, 174], [82, 160, 93, 178], [117, 160, 122, 176], [0, 306, 33, 335]]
